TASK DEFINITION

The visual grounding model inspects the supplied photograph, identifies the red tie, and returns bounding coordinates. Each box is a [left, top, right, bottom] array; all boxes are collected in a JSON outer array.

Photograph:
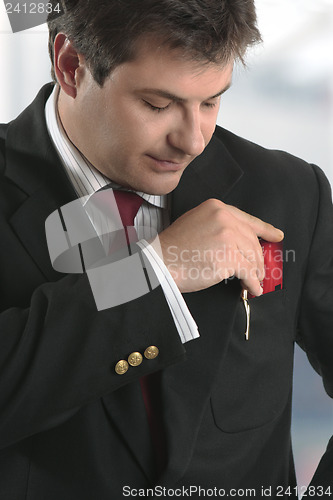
[[113, 190, 143, 248], [113, 190, 143, 227], [113, 190, 166, 476]]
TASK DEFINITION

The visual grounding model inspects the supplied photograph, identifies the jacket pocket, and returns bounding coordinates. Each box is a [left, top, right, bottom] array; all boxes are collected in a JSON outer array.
[[211, 289, 294, 433]]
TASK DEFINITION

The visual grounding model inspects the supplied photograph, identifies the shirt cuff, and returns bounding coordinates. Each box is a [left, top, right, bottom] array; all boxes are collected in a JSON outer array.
[[137, 240, 200, 344]]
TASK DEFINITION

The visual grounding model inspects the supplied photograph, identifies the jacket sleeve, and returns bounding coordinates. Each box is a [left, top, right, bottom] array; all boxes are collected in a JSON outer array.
[[0, 270, 185, 450], [296, 165, 333, 489], [297, 164, 333, 396]]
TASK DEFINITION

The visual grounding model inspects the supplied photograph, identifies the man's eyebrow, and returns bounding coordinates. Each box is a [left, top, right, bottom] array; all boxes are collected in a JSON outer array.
[[138, 82, 232, 103], [210, 82, 232, 99]]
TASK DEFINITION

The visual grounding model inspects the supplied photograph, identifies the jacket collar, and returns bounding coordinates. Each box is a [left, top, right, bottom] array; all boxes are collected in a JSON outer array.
[[4, 84, 72, 199], [4, 84, 77, 280]]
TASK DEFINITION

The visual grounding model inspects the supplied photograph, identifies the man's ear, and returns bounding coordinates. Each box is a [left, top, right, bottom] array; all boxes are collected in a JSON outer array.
[[53, 33, 85, 98]]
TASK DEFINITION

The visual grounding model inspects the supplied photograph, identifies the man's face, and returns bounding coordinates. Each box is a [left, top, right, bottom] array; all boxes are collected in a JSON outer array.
[[64, 41, 233, 195]]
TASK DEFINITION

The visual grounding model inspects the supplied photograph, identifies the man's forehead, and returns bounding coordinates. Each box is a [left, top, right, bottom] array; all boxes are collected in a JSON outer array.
[[110, 43, 233, 97]]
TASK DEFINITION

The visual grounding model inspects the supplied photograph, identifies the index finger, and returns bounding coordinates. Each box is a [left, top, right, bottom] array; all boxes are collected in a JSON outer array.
[[225, 205, 284, 243]]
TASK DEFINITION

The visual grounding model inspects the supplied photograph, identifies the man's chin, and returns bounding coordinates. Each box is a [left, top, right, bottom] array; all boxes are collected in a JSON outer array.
[[143, 170, 184, 195]]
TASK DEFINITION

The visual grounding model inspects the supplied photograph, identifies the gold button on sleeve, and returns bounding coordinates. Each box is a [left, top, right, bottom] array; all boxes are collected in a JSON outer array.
[[144, 346, 159, 360], [115, 360, 129, 375], [128, 352, 143, 367]]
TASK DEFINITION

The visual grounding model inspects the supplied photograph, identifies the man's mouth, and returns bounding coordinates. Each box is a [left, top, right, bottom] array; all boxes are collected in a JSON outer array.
[[146, 154, 188, 171]]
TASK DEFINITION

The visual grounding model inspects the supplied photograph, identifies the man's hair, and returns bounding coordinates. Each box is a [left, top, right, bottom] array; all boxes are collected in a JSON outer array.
[[48, 0, 261, 86]]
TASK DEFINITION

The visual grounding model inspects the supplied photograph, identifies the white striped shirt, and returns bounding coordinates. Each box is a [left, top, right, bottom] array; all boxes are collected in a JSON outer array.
[[45, 85, 199, 343]]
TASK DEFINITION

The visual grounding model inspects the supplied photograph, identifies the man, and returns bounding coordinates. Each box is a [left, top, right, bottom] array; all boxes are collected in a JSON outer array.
[[0, 1, 332, 498]]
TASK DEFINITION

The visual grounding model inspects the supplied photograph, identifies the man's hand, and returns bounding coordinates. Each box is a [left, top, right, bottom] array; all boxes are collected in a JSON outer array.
[[157, 199, 284, 295]]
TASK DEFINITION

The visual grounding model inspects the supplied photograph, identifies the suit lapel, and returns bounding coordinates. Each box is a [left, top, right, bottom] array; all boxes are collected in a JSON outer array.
[[170, 131, 244, 218], [4, 84, 77, 281], [159, 132, 244, 485]]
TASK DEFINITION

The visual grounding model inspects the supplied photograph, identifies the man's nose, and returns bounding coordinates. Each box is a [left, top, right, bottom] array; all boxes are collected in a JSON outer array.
[[167, 111, 206, 157]]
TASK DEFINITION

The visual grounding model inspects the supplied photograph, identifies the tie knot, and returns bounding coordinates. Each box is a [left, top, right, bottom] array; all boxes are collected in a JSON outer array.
[[113, 190, 143, 227]]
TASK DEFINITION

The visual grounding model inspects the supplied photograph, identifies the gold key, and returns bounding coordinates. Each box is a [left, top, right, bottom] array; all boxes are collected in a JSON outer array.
[[241, 289, 251, 341]]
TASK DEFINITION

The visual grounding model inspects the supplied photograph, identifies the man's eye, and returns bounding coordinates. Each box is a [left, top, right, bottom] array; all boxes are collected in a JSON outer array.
[[143, 100, 171, 113], [203, 101, 218, 109]]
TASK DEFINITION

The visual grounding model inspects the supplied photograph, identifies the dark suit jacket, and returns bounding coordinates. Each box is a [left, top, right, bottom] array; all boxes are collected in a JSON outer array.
[[0, 84, 332, 499]]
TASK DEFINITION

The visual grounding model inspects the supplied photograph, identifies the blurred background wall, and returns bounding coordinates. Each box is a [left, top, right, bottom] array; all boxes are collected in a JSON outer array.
[[0, 0, 332, 494]]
